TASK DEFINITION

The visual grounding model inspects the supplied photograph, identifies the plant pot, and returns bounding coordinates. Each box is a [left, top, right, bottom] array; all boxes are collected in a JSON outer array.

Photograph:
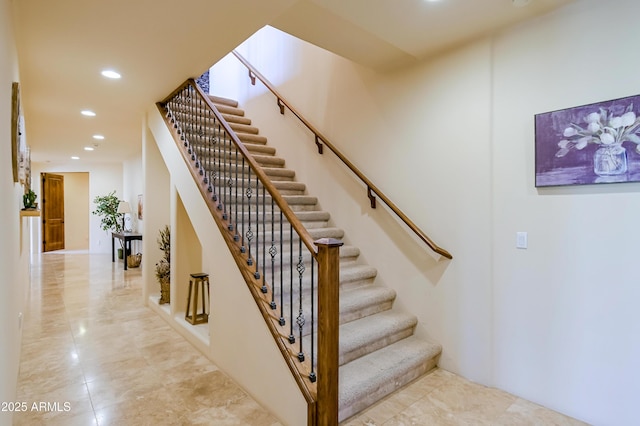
[[117, 248, 124, 259], [159, 278, 170, 304]]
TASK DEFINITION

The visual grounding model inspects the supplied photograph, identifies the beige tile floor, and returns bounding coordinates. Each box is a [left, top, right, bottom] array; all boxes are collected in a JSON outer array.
[[14, 252, 589, 426]]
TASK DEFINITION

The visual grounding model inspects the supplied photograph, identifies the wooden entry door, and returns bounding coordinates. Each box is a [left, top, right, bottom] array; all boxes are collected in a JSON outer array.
[[42, 172, 65, 252]]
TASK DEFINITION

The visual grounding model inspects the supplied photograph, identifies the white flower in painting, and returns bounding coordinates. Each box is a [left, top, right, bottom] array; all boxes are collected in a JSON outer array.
[[610, 116, 623, 129], [600, 132, 615, 145], [558, 139, 570, 149], [563, 127, 578, 137], [587, 122, 601, 133], [575, 137, 589, 149], [621, 111, 636, 127], [586, 112, 601, 123]]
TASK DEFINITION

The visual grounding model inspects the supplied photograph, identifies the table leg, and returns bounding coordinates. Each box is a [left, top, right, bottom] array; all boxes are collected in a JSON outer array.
[[112, 234, 115, 263], [124, 238, 129, 271]]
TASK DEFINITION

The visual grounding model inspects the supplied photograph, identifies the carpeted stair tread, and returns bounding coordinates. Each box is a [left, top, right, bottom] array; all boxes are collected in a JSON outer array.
[[208, 95, 238, 108], [340, 285, 396, 323], [230, 122, 259, 135], [338, 336, 441, 422], [221, 113, 251, 126], [339, 310, 418, 365], [212, 103, 244, 117]]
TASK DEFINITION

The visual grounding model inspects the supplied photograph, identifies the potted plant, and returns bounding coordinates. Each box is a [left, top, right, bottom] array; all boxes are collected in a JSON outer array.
[[155, 225, 170, 304], [92, 191, 125, 258], [23, 189, 37, 210]]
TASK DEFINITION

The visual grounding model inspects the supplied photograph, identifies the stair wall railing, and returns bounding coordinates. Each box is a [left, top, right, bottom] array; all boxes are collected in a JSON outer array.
[[231, 50, 452, 260], [158, 80, 341, 426]]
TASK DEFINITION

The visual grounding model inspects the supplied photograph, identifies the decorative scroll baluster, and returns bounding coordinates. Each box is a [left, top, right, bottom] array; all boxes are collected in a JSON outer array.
[[288, 223, 295, 344], [261, 181, 267, 292], [296, 239, 306, 362], [269, 198, 276, 308], [245, 169, 253, 265]]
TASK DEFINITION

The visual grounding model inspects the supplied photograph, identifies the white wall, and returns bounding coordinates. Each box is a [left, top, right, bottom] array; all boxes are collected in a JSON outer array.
[[0, 0, 28, 423], [491, 1, 640, 424], [209, 2, 640, 422], [123, 155, 143, 234]]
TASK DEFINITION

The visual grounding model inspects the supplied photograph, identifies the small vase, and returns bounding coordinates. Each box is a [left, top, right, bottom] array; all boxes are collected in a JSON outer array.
[[593, 144, 627, 176], [159, 278, 170, 304]]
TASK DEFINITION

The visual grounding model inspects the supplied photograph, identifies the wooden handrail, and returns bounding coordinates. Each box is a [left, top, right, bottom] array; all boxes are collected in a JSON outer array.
[[231, 51, 452, 260]]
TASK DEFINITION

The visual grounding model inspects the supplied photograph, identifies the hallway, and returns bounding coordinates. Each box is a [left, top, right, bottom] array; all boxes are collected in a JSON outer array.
[[13, 252, 281, 425], [14, 252, 588, 425]]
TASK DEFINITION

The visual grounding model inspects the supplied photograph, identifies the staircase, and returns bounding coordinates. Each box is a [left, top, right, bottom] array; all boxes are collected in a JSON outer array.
[[172, 92, 442, 422]]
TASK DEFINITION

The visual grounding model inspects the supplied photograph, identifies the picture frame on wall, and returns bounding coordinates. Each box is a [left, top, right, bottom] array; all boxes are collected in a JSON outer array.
[[11, 82, 22, 183], [535, 94, 640, 187]]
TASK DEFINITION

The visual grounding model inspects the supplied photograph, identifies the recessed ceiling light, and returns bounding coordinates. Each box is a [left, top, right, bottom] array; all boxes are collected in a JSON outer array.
[[92, 134, 105, 140], [101, 69, 121, 79], [81, 110, 96, 117], [512, 0, 531, 6], [84, 146, 94, 151], [71, 156, 80, 160]]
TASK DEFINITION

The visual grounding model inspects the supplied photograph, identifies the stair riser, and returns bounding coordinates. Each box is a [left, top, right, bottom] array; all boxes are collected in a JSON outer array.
[[340, 325, 415, 366]]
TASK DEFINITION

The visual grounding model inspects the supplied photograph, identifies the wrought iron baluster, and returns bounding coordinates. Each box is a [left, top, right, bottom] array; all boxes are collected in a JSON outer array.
[[240, 157, 246, 253], [221, 131, 228, 220], [269, 197, 276, 309], [232, 148, 239, 239], [245, 168, 253, 264], [297, 238, 305, 362], [288, 223, 295, 344], [309, 258, 316, 382], [254, 174, 260, 279], [279, 210, 285, 326]]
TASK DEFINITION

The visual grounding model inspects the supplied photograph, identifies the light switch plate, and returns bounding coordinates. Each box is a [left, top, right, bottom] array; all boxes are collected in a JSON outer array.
[[516, 232, 528, 249]]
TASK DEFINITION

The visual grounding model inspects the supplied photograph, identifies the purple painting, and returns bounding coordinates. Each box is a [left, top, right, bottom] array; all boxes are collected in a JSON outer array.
[[535, 94, 640, 187]]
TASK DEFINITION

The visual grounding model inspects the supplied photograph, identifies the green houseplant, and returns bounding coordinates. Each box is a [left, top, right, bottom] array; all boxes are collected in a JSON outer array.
[[155, 225, 170, 304], [23, 189, 37, 209], [92, 191, 125, 258]]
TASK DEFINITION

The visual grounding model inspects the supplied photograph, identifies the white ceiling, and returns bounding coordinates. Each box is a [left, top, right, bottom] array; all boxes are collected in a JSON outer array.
[[12, 0, 574, 166]]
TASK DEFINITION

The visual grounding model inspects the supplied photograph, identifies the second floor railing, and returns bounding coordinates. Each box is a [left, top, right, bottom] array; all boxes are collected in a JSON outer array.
[[231, 50, 452, 260]]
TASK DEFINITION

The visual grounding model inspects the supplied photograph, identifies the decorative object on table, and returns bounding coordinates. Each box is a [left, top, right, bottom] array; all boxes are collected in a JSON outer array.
[[127, 252, 142, 268], [155, 225, 171, 304], [92, 190, 125, 257], [186, 272, 210, 325], [117, 201, 131, 232], [22, 189, 37, 210], [535, 94, 640, 187]]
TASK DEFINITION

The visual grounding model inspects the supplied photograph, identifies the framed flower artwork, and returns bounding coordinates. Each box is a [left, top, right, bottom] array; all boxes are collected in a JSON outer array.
[[535, 94, 640, 187]]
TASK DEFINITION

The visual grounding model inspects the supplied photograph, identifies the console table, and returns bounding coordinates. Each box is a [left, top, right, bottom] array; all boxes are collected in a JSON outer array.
[[112, 232, 143, 270]]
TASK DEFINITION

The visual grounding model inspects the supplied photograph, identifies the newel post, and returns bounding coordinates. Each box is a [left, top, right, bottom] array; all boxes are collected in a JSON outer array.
[[314, 237, 343, 426]]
